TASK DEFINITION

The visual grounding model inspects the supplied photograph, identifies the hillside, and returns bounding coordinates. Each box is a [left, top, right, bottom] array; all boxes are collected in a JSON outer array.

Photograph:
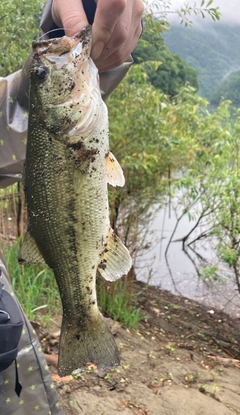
[[211, 68, 240, 106], [163, 23, 240, 100], [132, 29, 199, 96]]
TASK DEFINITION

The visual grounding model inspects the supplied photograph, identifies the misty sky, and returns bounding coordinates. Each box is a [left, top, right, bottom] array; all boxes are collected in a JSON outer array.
[[162, 0, 240, 24]]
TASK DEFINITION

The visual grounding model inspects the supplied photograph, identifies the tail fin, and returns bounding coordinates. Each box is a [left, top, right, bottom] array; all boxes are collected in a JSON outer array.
[[58, 313, 120, 377]]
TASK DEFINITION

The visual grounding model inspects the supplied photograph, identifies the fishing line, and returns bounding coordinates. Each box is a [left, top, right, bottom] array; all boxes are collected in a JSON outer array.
[[37, 27, 78, 41]]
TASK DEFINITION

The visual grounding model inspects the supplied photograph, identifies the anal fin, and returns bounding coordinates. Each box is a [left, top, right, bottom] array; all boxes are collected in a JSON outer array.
[[98, 229, 132, 281], [19, 231, 45, 264]]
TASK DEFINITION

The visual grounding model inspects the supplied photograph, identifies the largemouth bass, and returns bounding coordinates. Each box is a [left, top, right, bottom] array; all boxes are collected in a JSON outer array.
[[19, 26, 132, 376]]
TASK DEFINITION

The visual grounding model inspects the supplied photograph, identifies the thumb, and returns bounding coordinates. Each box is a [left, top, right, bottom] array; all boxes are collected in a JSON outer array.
[[52, 0, 89, 37]]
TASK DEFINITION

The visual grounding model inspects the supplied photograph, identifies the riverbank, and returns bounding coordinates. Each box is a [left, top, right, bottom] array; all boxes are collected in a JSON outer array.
[[38, 283, 240, 415]]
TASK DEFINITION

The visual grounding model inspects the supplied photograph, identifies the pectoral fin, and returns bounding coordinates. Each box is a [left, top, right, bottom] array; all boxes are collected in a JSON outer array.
[[106, 151, 125, 187], [98, 229, 132, 281], [19, 231, 45, 264]]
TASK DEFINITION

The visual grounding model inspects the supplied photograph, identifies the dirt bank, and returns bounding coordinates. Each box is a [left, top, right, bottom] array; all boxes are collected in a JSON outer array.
[[39, 283, 240, 415]]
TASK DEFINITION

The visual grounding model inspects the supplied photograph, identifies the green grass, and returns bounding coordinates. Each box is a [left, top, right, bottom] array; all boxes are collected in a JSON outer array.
[[6, 240, 60, 321], [97, 279, 143, 329]]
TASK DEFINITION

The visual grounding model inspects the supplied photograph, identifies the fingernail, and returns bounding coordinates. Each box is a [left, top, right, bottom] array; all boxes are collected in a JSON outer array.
[[123, 61, 133, 67], [91, 41, 105, 61]]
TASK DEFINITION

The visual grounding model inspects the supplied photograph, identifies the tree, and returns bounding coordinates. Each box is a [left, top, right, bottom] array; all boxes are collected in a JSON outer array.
[[132, 30, 199, 96], [131, 0, 221, 97], [0, 0, 44, 76], [211, 69, 240, 107], [102, 2, 221, 273], [107, 64, 206, 263], [164, 98, 240, 293]]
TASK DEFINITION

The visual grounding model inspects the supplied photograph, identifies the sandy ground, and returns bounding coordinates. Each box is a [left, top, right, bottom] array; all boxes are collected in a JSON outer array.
[[38, 284, 240, 415]]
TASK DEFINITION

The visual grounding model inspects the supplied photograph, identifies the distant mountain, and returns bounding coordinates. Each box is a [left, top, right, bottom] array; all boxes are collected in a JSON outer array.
[[211, 69, 240, 106], [163, 23, 240, 100], [132, 31, 199, 97]]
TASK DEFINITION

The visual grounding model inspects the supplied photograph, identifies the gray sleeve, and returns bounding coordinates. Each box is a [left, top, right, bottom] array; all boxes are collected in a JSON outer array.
[[0, 0, 132, 188]]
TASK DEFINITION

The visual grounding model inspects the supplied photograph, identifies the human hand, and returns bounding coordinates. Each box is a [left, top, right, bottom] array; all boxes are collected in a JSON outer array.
[[52, 0, 144, 72]]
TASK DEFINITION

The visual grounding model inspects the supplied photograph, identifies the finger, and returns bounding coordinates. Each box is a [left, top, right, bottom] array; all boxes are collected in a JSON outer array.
[[96, 22, 143, 72], [91, 0, 127, 61], [92, 0, 144, 68], [96, 18, 142, 68], [52, 0, 88, 36]]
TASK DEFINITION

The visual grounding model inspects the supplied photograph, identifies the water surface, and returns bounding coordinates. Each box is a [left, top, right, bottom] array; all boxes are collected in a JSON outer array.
[[137, 205, 240, 318]]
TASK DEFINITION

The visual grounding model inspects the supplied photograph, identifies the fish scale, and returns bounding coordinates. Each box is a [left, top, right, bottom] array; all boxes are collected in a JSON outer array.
[[19, 26, 132, 376]]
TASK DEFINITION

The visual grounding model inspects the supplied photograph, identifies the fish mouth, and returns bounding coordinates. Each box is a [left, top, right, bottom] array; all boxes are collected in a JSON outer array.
[[32, 25, 93, 77], [32, 25, 92, 60]]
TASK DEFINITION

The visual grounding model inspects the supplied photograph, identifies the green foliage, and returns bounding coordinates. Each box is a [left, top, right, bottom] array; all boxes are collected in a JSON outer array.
[[109, 69, 201, 192], [219, 248, 238, 268], [143, 0, 220, 28], [97, 279, 143, 329], [164, 23, 240, 99], [6, 240, 60, 321], [211, 69, 240, 106], [133, 0, 221, 97], [0, 0, 44, 76], [174, 0, 221, 26], [200, 266, 218, 281], [107, 64, 210, 258], [169, 98, 240, 291], [132, 28, 199, 96]]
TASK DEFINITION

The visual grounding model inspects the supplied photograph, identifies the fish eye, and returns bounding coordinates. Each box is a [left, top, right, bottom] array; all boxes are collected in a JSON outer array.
[[35, 66, 48, 81]]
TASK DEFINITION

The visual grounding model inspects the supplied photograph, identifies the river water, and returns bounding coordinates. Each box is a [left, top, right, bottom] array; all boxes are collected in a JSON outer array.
[[136, 204, 240, 318]]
